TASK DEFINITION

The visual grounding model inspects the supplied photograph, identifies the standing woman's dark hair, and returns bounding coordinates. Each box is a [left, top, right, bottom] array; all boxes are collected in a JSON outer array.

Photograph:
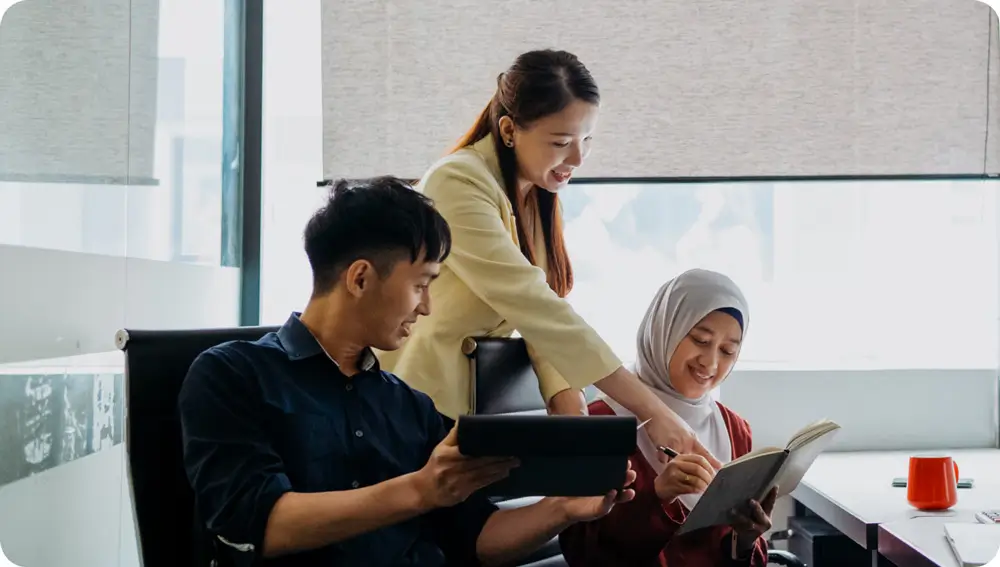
[[450, 49, 599, 298]]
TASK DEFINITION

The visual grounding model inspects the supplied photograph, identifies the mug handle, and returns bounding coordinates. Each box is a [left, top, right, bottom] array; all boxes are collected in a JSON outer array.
[[953, 461, 960, 483]]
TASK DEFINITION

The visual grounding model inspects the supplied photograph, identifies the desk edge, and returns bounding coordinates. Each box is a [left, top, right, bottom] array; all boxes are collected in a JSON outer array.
[[877, 523, 946, 567], [793, 481, 878, 550]]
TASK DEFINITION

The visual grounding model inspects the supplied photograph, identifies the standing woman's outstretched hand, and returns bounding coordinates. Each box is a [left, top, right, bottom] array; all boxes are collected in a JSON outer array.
[[594, 366, 723, 470], [646, 412, 723, 470]]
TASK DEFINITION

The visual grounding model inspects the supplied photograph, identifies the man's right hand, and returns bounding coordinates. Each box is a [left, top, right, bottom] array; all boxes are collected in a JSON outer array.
[[413, 425, 519, 509], [654, 453, 716, 503]]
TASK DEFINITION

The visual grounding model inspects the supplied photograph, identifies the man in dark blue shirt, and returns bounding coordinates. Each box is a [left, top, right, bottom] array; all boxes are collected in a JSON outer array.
[[179, 176, 636, 567]]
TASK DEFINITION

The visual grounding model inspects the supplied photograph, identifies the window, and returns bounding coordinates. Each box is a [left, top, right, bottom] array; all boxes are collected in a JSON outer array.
[[561, 180, 999, 371], [259, 0, 325, 324], [0, 0, 242, 266], [0, 1, 245, 565]]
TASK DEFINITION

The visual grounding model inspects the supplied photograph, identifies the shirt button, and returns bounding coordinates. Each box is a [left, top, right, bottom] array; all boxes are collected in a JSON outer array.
[[351, 480, 360, 489], [345, 384, 353, 391], [355, 430, 364, 438]]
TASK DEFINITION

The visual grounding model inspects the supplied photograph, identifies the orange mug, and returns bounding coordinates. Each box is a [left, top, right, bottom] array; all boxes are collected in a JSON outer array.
[[907, 455, 959, 510]]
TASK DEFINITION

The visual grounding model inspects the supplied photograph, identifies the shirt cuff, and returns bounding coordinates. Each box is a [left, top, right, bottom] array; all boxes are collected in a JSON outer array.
[[215, 473, 292, 564], [660, 498, 687, 526], [721, 529, 758, 565]]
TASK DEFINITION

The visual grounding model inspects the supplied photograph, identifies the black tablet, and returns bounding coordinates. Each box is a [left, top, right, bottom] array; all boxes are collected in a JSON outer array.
[[456, 414, 638, 498]]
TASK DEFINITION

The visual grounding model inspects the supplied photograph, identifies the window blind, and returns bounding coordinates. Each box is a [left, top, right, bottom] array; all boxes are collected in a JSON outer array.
[[0, 0, 158, 184], [321, 0, 1000, 179]]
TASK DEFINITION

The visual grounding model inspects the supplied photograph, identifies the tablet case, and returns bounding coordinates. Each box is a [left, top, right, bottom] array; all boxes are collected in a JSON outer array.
[[457, 414, 638, 498]]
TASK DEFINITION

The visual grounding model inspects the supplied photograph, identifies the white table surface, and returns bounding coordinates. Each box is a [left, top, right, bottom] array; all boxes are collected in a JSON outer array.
[[878, 512, 983, 567], [791, 448, 1000, 552]]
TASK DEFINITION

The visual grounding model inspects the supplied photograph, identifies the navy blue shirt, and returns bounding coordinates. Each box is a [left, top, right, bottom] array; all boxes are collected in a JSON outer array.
[[178, 313, 497, 567]]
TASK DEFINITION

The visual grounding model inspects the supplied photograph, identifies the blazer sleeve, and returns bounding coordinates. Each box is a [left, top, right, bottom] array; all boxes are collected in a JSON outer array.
[[422, 160, 621, 391], [525, 341, 575, 403]]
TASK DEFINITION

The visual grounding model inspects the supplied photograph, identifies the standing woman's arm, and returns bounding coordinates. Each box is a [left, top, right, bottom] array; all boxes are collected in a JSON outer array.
[[423, 163, 721, 468], [524, 341, 586, 415]]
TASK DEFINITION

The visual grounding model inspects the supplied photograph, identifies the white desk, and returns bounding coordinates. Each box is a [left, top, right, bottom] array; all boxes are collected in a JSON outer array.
[[878, 512, 980, 567], [790, 449, 1000, 564]]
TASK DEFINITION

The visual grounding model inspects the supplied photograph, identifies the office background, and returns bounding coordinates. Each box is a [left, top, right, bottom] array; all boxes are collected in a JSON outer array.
[[1, 0, 998, 565]]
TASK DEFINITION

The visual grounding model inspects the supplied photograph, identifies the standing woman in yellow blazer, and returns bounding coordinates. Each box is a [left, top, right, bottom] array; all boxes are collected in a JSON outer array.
[[378, 49, 720, 466]]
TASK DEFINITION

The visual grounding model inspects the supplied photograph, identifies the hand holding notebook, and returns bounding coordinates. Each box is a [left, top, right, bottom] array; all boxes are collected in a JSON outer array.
[[675, 418, 841, 535]]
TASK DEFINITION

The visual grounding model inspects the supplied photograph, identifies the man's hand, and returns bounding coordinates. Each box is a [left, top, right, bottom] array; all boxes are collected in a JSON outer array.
[[730, 485, 778, 544], [550, 460, 638, 523], [645, 411, 723, 470], [653, 453, 716, 503], [413, 425, 519, 509], [547, 389, 587, 416]]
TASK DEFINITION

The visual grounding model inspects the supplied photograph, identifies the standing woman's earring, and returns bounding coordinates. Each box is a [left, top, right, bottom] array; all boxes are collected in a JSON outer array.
[[505, 138, 514, 148]]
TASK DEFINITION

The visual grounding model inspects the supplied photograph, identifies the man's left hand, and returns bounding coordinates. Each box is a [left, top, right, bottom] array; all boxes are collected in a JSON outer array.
[[552, 460, 638, 523]]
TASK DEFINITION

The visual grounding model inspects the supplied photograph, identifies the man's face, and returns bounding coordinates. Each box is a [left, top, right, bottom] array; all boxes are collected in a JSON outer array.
[[361, 256, 440, 351]]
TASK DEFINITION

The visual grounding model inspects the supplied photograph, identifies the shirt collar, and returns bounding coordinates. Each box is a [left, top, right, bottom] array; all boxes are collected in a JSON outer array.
[[277, 312, 378, 372]]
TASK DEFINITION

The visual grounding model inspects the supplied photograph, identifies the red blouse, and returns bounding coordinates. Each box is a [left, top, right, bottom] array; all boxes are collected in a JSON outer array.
[[559, 400, 769, 567]]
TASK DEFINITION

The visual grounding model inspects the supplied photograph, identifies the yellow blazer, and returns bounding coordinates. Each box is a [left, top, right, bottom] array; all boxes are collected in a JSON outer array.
[[376, 135, 622, 419]]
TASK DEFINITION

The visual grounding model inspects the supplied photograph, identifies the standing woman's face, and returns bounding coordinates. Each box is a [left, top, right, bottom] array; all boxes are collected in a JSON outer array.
[[499, 99, 600, 193]]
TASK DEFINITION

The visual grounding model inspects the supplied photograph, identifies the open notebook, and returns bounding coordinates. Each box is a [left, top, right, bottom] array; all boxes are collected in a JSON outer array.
[[677, 419, 841, 535], [945, 523, 1000, 567]]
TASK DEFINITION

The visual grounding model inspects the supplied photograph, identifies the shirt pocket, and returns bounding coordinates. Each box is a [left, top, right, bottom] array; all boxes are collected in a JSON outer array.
[[276, 412, 348, 492]]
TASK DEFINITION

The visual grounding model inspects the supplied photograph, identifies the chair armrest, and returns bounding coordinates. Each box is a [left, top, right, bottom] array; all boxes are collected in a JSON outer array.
[[767, 549, 806, 567]]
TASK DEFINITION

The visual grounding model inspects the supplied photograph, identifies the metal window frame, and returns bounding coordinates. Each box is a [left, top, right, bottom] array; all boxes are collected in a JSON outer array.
[[238, 0, 264, 326]]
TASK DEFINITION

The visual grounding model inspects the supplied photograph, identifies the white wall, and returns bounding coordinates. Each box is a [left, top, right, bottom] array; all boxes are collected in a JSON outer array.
[[722, 369, 998, 452], [0, 446, 139, 567], [0, 246, 240, 364], [0, 253, 239, 567]]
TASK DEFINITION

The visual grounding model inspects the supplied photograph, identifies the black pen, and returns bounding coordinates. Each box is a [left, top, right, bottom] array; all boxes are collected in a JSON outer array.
[[658, 445, 679, 459]]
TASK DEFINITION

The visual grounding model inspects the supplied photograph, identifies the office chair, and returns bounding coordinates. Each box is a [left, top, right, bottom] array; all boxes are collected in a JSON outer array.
[[464, 336, 806, 567], [115, 325, 279, 567]]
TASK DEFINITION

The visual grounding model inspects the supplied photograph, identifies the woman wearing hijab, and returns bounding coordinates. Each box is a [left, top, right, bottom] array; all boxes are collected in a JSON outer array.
[[559, 268, 776, 566]]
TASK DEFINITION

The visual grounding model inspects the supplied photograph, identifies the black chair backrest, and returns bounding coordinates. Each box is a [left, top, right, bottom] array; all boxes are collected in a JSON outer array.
[[463, 337, 547, 415], [116, 326, 279, 567], [463, 337, 568, 566], [464, 336, 597, 415]]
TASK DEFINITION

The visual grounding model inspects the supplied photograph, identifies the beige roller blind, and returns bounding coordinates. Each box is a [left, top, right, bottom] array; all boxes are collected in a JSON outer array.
[[322, 0, 999, 180], [0, 0, 158, 184]]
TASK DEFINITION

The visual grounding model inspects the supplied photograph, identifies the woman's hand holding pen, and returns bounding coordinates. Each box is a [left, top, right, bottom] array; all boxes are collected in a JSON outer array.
[[653, 451, 716, 504]]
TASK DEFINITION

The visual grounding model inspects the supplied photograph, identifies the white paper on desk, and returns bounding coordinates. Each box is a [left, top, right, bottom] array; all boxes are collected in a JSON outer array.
[[944, 523, 1000, 566]]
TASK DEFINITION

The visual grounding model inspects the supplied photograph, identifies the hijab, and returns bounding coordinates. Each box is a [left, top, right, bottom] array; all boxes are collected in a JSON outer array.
[[602, 268, 749, 510]]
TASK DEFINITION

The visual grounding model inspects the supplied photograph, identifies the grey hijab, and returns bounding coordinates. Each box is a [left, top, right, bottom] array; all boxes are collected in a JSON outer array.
[[634, 268, 749, 404]]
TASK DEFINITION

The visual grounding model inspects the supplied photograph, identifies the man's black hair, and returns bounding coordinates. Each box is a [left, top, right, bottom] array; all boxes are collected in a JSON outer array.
[[303, 176, 452, 295]]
